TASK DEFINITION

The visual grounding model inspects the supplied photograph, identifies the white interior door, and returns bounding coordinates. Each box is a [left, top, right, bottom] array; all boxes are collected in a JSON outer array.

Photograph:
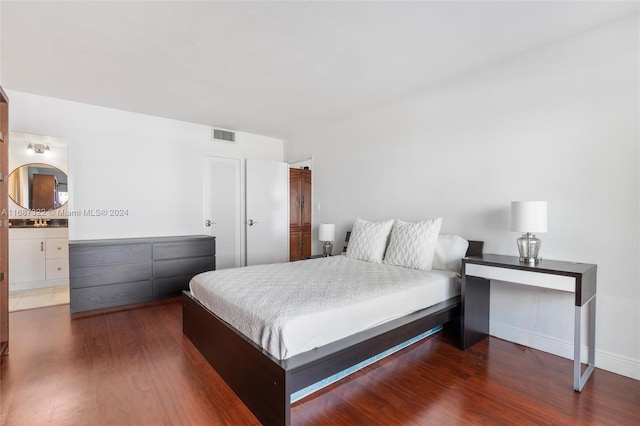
[[203, 156, 243, 269], [246, 159, 289, 266]]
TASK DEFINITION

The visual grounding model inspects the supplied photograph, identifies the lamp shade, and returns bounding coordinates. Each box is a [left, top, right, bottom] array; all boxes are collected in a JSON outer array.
[[511, 201, 547, 233], [318, 223, 335, 242]]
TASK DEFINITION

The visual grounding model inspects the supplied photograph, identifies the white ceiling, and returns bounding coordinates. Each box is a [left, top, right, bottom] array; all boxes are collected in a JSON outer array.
[[2, 1, 638, 139]]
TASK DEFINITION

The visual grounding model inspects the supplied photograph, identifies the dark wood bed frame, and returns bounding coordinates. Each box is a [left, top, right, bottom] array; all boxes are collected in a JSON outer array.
[[182, 240, 484, 425]]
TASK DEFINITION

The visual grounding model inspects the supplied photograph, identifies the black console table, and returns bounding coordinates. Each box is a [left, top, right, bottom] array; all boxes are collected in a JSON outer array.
[[461, 254, 597, 392]]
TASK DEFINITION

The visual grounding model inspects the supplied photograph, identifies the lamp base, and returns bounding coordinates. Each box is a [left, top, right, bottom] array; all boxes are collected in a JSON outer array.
[[322, 242, 333, 257], [519, 256, 541, 265], [516, 233, 541, 264]]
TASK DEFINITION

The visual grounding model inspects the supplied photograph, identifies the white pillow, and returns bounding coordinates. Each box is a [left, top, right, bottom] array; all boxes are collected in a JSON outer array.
[[346, 218, 394, 263], [383, 218, 442, 270], [432, 235, 469, 273]]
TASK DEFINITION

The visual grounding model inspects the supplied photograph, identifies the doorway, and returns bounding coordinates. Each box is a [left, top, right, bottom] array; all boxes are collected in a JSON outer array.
[[7, 132, 70, 312]]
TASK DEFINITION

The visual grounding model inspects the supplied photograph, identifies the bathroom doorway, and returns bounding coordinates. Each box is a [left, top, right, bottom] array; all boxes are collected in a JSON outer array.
[[7, 132, 69, 312]]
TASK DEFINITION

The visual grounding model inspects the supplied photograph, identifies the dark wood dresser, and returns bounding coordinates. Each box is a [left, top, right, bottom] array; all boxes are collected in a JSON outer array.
[[70, 235, 215, 313]]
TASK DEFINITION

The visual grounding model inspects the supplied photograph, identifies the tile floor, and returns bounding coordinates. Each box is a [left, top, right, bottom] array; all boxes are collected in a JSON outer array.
[[8, 285, 70, 312]]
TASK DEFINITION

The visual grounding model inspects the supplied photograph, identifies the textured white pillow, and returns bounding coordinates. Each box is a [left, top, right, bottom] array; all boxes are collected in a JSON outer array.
[[383, 218, 442, 270], [346, 218, 394, 263], [432, 235, 470, 272]]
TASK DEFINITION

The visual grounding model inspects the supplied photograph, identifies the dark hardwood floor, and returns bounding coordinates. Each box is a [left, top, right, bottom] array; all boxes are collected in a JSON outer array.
[[1, 300, 638, 425]]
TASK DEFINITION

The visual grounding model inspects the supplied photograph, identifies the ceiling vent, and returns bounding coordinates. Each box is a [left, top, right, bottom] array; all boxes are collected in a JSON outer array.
[[212, 128, 236, 143]]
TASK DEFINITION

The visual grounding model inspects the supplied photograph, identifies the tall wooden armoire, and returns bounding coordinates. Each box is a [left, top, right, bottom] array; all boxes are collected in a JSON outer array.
[[0, 85, 9, 359], [289, 168, 312, 261]]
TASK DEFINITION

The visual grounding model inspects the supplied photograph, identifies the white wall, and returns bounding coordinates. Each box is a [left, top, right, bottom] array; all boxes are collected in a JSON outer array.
[[285, 15, 639, 379], [8, 90, 284, 240]]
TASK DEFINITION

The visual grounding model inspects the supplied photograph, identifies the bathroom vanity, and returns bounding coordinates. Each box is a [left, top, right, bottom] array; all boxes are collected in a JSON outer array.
[[9, 226, 69, 291]]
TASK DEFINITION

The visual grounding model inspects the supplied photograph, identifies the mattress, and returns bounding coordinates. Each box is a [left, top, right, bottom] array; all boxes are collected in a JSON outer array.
[[189, 255, 460, 360]]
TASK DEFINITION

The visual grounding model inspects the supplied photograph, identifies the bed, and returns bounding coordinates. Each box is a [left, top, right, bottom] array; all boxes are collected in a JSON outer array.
[[183, 223, 483, 425]]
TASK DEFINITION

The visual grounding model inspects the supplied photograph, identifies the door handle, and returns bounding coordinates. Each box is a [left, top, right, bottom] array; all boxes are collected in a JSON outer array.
[[248, 219, 258, 226], [205, 220, 216, 227]]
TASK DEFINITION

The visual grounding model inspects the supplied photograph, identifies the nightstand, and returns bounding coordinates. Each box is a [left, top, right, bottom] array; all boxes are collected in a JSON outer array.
[[461, 254, 597, 392]]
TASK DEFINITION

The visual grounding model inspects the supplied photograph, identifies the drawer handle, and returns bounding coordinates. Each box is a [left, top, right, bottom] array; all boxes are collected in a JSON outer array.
[[57, 267, 62, 271], [41, 242, 44, 251], [57, 247, 62, 250]]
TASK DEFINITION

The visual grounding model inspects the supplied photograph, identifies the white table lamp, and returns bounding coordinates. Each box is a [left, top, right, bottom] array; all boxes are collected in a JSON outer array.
[[511, 201, 547, 264], [319, 223, 335, 257]]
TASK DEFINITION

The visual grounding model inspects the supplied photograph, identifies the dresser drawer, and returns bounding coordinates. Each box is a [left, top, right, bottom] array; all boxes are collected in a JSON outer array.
[[46, 238, 69, 260], [153, 239, 215, 260], [70, 262, 152, 289], [153, 256, 215, 278], [46, 259, 69, 280], [71, 280, 153, 312], [69, 243, 151, 268]]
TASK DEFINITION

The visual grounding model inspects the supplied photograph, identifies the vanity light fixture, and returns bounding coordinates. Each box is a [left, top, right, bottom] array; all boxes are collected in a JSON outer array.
[[26, 143, 51, 155]]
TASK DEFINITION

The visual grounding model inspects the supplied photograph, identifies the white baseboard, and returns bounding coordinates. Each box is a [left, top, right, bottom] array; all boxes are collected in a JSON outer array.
[[490, 321, 640, 381]]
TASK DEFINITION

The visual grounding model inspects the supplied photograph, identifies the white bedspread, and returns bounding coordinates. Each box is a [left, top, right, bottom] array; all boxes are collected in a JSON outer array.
[[189, 256, 460, 360]]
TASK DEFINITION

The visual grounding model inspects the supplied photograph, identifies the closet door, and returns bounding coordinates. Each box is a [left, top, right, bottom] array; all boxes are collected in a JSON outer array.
[[246, 159, 289, 266], [203, 156, 242, 269]]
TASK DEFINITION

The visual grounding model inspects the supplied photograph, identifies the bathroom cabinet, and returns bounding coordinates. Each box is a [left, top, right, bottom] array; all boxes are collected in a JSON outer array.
[[8, 227, 69, 291]]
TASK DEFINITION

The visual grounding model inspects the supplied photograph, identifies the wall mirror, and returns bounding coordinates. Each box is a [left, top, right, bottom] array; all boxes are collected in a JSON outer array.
[[8, 163, 69, 210]]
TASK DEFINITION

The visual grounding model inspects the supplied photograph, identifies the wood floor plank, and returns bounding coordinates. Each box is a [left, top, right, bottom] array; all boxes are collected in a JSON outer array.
[[1, 300, 639, 425]]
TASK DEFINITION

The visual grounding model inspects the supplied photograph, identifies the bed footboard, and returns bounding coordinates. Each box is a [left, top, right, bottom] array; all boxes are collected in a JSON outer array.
[[183, 292, 291, 425], [183, 291, 460, 426]]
